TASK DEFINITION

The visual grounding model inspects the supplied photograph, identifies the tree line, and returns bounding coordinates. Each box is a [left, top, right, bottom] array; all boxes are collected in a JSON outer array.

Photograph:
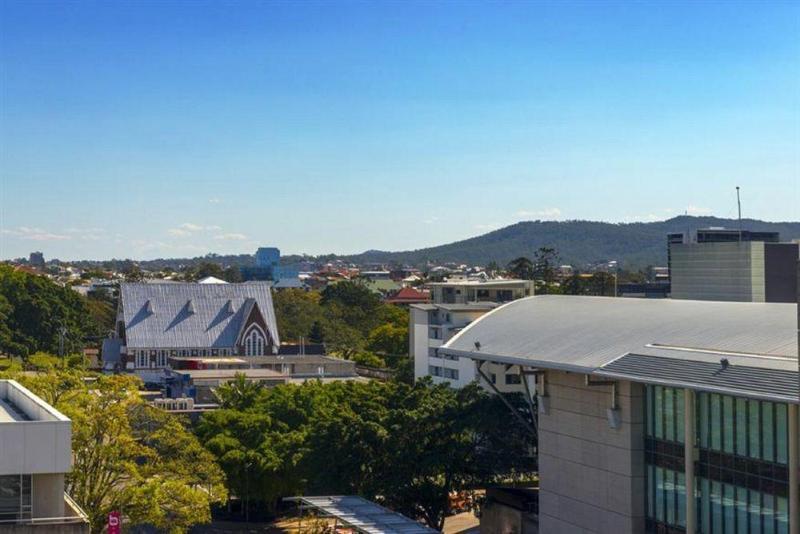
[[198, 375, 536, 530]]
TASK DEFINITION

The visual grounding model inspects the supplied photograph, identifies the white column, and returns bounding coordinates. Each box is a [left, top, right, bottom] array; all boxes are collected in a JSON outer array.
[[685, 388, 696, 534], [789, 402, 798, 534]]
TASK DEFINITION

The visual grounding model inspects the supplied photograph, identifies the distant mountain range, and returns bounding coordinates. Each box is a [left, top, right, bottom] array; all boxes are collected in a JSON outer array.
[[336, 216, 800, 269], [71, 216, 800, 271]]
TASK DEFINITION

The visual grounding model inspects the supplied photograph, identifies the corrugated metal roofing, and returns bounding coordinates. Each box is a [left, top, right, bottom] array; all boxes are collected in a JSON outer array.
[[596, 353, 799, 403], [440, 295, 797, 372], [121, 282, 280, 349], [290, 496, 438, 533]]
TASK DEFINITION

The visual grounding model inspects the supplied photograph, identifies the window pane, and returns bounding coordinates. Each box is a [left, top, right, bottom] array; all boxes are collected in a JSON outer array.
[[749, 401, 761, 460], [700, 393, 710, 449], [750, 489, 762, 534], [656, 467, 665, 522], [723, 484, 735, 534], [665, 388, 675, 442], [762, 493, 774, 534], [736, 398, 748, 457], [736, 486, 748, 534], [711, 480, 722, 534], [723, 396, 734, 453], [665, 469, 675, 525], [676, 472, 686, 527], [701, 477, 711, 534], [710, 394, 722, 451], [647, 464, 655, 519], [646, 386, 653, 438], [655, 386, 664, 440], [676, 389, 685, 443], [775, 496, 788, 534], [775, 403, 787, 465], [762, 403, 774, 463]]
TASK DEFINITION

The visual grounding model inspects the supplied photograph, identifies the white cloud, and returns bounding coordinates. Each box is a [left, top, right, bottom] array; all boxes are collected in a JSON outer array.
[[474, 223, 500, 232], [208, 198, 221, 204], [168, 228, 192, 237], [167, 223, 224, 237], [213, 233, 247, 241], [686, 205, 712, 216], [423, 216, 439, 224], [1, 226, 71, 241], [515, 207, 562, 219]]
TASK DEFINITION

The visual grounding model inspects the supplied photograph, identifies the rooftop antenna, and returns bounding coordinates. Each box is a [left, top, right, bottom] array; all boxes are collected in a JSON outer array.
[[736, 186, 742, 242]]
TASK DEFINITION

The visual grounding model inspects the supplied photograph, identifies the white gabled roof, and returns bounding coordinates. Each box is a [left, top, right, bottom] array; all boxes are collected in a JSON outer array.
[[121, 282, 280, 348]]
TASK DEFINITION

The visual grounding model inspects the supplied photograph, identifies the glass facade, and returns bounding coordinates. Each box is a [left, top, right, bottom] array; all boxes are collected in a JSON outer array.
[[0, 475, 32, 521], [645, 386, 792, 534]]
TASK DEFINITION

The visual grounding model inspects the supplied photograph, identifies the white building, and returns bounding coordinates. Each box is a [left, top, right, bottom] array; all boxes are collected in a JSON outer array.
[[0, 380, 88, 531], [411, 278, 535, 391]]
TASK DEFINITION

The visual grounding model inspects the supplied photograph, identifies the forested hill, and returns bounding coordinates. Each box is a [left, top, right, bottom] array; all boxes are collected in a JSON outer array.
[[339, 216, 800, 268], [71, 216, 800, 271]]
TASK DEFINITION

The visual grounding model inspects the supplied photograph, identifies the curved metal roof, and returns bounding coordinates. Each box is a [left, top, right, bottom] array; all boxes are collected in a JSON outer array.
[[440, 295, 797, 373]]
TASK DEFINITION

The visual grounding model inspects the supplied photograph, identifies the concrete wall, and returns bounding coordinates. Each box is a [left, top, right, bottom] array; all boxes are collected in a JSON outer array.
[[411, 307, 431, 382], [670, 242, 764, 302], [0, 382, 72, 476], [32, 473, 65, 518], [537, 371, 645, 534]]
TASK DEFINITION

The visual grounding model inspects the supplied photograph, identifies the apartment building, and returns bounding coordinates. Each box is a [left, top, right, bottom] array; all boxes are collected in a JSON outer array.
[[0, 380, 88, 532], [411, 277, 534, 391], [440, 295, 799, 534]]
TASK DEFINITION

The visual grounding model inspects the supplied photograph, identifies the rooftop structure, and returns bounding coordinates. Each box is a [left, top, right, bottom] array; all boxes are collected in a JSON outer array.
[[0, 380, 88, 531], [668, 230, 799, 303]]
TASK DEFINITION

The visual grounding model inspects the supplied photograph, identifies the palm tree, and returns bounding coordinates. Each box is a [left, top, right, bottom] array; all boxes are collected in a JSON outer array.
[[213, 373, 262, 410]]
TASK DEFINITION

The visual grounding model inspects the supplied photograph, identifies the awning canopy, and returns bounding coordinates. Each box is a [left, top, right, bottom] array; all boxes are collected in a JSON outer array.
[[285, 496, 438, 533]]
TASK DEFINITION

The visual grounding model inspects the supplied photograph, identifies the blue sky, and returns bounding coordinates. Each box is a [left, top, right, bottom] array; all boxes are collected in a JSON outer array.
[[1, 0, 798, 260]]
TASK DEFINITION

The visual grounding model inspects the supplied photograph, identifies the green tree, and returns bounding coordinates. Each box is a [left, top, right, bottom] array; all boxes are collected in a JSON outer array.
[[506, 257, 534, 280], [533, 246, 560, 294], [272, 289, 323, 341], [589, 272, 616, 296], [367, 323, 408, 356], [213, 373, 264, 410], [223, 266, 243, 283], [0, 265, 101, 357]]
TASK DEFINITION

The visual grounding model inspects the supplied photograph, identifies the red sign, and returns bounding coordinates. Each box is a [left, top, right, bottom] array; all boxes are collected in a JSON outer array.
[[107, 511, 121, 534]]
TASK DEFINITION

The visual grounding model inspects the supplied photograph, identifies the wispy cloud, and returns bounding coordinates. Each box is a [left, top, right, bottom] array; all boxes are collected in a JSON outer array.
[[168, 228, 192, 237], [1, 226, 71, 241], [516, 207, 562, 220], [208, 198, 221, 204], [213, 233, 248, 241], [686, 205, 712, 216], [423, 216, 440, 224], [167, 223, 224, 237]]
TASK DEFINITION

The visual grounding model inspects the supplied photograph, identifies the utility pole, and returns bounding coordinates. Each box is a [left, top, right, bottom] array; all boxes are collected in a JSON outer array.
[[736, 186, 742, 242]]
